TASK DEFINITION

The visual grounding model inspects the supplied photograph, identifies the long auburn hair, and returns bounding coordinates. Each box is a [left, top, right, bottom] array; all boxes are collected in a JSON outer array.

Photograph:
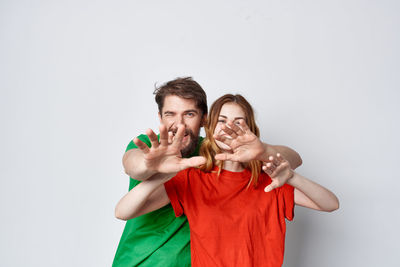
[[199, 94, 262, 187]]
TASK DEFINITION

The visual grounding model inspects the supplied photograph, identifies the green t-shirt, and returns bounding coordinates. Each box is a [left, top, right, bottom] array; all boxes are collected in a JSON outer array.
[[112, 134, 204, 267]]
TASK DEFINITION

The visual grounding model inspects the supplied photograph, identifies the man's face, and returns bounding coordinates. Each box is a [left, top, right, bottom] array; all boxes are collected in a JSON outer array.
[[159, 95, 206, 157]]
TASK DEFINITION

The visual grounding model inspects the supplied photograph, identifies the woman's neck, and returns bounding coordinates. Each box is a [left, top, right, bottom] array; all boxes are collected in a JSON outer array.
[[222, 160, 244, 172]]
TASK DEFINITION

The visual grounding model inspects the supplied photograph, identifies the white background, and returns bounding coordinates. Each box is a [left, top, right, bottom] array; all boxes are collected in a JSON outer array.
[[1, 0, 399, 266]]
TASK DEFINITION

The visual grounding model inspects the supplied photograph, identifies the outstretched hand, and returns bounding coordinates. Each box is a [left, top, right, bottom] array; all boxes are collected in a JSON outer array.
[[133, 124, 206, 175], [214, 120, 265, 162], [263, 153, 294, 192]]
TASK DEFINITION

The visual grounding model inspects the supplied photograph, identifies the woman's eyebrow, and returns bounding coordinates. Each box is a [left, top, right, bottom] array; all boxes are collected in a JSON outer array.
[[234, 117, 245, 120], [218, 114, 245, 120]]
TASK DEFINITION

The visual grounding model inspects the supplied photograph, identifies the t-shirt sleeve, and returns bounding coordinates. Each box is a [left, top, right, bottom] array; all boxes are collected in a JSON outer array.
[[164, 169, 190, 217], [125, 134, 151, 152], [278, 184, 295, 221], [125, 134, 151, 190]]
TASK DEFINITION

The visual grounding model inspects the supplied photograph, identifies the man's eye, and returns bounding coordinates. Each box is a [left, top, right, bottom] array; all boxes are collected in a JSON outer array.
[[186, 113, 195, 117]]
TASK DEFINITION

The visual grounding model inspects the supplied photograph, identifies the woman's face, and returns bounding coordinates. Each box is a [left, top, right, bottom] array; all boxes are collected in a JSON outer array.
[[213, 102, 246, 151]]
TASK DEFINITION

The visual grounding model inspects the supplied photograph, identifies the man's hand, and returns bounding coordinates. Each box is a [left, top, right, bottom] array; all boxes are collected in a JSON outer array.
[[214, 120, 266, 162], [262, 153, 294, 192], [133, 124, 206, 175]]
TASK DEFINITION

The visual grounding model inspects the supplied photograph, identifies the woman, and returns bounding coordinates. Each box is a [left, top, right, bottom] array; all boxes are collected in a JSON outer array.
[[115, 94, 339, 267]]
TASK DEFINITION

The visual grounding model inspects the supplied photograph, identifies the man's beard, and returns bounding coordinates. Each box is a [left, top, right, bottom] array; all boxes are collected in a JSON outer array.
[[180, 129, 199, 157], [169, 126, 199, 157], [169, 128, 198, 158]]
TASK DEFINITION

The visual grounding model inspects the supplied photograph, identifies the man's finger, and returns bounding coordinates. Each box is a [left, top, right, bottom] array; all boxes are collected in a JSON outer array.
[[159, 124, 168, 146], [168, 131, 174, 144], [146, 128, 159, 148], [133, 137, 150, 153], [172, 124, 186, 147]]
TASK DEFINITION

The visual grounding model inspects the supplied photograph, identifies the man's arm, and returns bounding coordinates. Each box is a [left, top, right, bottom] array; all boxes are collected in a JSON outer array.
[[115, 172, 172, 220], [123, 125, 205, 181], [263, 144, 302, 169], [123, 148, 156, 181]]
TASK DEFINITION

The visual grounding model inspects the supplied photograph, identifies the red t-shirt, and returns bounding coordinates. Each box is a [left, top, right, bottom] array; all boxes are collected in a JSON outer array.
[[164, 167, 295, 267]]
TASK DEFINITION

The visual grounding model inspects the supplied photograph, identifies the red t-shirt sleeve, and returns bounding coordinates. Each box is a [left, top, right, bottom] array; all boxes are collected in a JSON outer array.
[[164, 169, 190, 217], [278, 184, 295, 221]]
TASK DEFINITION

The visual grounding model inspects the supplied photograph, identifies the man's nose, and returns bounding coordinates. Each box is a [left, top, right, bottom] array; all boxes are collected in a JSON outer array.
[[174, 115, 185, 125]]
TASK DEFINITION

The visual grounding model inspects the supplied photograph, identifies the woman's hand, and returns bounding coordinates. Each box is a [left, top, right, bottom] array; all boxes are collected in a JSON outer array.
[[262, 153, 294, 192], [214, 120, 265, 162]]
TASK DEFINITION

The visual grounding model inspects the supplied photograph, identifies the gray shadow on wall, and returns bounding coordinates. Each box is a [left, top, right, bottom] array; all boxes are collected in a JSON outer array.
[[283, 207, 310, 267]]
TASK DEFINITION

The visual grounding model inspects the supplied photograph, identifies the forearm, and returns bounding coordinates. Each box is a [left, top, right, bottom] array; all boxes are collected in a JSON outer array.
[[263, 144, 303, 169], [288, 172, 339, 212], [115, 172, 173, 220], [123, 149, 156, 180]]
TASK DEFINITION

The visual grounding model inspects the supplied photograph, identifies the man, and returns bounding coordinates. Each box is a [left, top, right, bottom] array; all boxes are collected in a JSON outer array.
[[113, 77, 302, 267]]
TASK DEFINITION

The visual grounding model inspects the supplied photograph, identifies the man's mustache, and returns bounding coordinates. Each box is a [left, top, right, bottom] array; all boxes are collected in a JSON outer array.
[[168, 128, 191, 136]]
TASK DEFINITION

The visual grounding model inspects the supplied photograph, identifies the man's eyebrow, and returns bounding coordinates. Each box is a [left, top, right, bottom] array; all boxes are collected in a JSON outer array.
[[184, 109, 199, 114]]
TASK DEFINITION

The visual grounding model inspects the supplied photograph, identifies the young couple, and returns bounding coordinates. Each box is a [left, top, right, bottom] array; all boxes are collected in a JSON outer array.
[[113, 77, 339, 267]]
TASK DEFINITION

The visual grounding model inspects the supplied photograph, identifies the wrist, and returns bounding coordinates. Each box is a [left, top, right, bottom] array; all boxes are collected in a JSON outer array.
[[258, 143, 275, 161], [286, 170, 297, 186]]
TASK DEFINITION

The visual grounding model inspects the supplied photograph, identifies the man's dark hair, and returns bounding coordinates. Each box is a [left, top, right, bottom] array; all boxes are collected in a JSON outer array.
[[154, 77, 208, 116]]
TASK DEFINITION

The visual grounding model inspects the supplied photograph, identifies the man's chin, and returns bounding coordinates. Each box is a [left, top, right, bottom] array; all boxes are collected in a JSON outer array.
[[181, 135, 198, 158]]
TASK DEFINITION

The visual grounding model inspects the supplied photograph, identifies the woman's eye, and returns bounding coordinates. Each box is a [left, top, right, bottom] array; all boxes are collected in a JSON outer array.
[[218, 120, 226, 123]]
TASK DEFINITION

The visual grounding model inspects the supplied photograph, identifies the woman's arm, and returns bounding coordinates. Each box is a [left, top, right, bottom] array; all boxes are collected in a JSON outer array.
[[263, 154, 339, 212], [289, 173, 339, 212], [115, 172, 172, 220]]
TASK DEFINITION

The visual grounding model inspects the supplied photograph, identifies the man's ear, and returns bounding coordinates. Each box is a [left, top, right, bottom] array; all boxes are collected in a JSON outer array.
[[201, 114, 208, 127]]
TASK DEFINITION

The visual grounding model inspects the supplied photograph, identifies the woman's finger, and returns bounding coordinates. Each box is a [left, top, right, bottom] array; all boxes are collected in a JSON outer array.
[[214, 134, 233, 147], [221, 124, 238, 139], [264, 180, 279, 192], [227, 121, 245, 136], [262, 165, 273, 176], [238, 120, 250, 133]]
